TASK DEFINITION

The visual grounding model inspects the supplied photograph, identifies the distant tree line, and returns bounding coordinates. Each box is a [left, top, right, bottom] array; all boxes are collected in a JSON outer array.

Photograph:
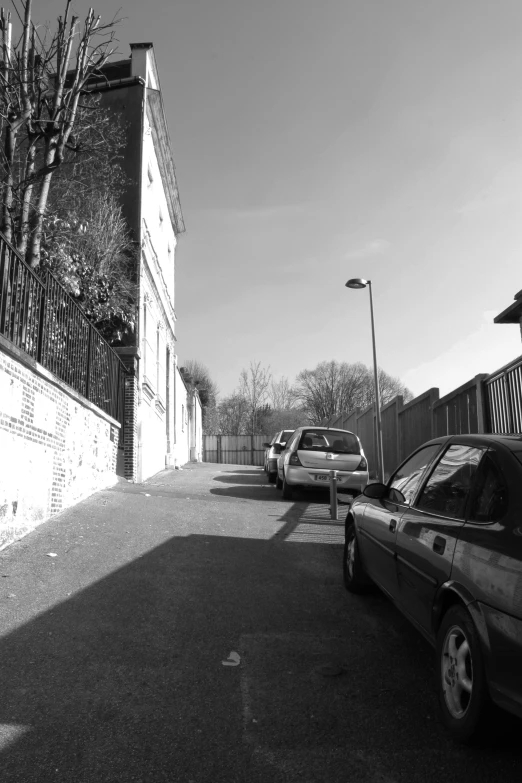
[[182, 358, 413, 436]]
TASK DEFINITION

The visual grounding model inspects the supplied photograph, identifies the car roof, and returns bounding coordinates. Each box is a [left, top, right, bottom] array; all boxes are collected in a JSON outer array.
[[425, 433, 522, 453], [296, 426, 356, 434]]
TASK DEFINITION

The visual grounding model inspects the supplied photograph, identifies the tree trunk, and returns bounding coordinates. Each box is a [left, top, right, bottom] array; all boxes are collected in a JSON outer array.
[[1, 124, 16, 242], [27, 141, 56, 268], [17, 139, 38, 255]]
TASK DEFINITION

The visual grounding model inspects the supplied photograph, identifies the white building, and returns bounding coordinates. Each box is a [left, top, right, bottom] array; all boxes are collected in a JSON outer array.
[[93, 43, 202, 481]]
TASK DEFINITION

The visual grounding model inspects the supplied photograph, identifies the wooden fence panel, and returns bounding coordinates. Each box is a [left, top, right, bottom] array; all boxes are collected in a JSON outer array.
[[432, 376, 486, 437], [398, 389, 438, 462], [202, 435, 267, 466], [381, 397, 402, 479]]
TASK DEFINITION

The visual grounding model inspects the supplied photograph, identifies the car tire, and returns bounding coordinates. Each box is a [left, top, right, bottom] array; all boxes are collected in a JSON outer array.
[[276, 473, 283, 490], [343, 519, 370, 593], [282, 473, 293, 500], [268, 471, 276, 484], [436, 604, 490, 743]]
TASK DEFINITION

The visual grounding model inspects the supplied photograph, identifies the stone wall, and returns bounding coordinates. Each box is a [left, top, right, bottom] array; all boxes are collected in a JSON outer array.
[[0, 342, 120, 551]]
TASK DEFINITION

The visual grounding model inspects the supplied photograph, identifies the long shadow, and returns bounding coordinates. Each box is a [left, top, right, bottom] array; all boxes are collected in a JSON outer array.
[[0, 530, 521, 782], [204, 467, 262, 476], [213, 474, 268, 486], [210, 485, 288, 501]]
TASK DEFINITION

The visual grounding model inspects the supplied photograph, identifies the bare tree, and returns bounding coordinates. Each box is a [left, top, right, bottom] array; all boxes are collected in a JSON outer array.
[[295, 360, 413, 423], [217, 393, 250, 435], [358, 367, 414, 409], [239, 361, 272, 436], [295, 360, 369, 423], [0, 0, 120, 266], [268, 376, 299, 410]]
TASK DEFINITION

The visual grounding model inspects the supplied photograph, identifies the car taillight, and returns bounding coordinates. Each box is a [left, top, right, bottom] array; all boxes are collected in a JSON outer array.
[[289, 453, 302, 466], [357, 456, 368, 470]]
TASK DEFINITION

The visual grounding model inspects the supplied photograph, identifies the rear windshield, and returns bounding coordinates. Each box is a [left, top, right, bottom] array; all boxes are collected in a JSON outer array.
[[298, 430, 360, 454]]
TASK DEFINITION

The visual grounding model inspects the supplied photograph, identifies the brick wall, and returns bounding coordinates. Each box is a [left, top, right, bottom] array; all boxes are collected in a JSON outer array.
[[0, 343, 121, 551]]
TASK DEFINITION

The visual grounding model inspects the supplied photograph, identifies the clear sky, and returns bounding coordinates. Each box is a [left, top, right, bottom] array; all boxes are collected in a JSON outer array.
[[27, 0, 522, 399]]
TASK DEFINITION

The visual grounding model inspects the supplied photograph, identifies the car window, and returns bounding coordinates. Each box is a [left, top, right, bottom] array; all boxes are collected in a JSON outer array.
[[285, 432, 300, 451], [415, 445, 484, 520], [468, 453, 508, 523], [388, 445, 440, 505], [280, 430, 294, 443], [298, 430, 360, 454]]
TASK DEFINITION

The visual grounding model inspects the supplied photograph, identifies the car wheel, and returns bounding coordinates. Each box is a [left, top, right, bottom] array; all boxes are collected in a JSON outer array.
[[268, 471, 276, 484], [343, 519, 370, 593], [436, 604, 489, 743], [282, 473, 293, 500], [276, 473, 283, 490]]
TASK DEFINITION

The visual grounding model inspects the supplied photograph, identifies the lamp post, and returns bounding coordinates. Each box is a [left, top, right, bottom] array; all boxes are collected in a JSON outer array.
[[345, 278, 384, 483]]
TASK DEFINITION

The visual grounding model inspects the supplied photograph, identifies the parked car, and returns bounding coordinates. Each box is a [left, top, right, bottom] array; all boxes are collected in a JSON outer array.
[[263, 430, 294, 483], [276, 426, 368, 499], [343, 432, 522, 742]]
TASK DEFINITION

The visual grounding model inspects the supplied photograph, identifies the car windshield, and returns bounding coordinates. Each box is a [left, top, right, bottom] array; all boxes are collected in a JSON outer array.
[[297, 430, 360, 454], [281, 430, 293, 442]]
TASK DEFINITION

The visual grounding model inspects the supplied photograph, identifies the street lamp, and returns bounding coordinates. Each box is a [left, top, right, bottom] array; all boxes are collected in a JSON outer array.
[[345, 278, 384, 483]]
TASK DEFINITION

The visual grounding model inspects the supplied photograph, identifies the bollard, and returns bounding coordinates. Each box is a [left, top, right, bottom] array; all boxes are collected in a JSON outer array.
[[329, 470, 338, 520]]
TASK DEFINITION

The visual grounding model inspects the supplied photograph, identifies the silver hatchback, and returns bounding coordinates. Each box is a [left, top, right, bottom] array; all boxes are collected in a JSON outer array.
[[276, 426, 369, 499]]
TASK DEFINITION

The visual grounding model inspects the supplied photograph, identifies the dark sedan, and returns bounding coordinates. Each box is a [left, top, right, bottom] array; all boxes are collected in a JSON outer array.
[[343, 433, 522, 742]]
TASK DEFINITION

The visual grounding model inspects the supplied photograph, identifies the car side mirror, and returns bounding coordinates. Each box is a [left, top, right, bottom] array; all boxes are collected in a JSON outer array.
[[263, 442, 271, 448], [362, 482, 388, 500], [273, 444, 284, 454], [362, 483, 406, 504], [388, 487, 406, 504]]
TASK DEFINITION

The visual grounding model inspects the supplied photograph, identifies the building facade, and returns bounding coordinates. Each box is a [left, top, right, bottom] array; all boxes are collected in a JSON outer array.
[[93, 43, 202, 481]]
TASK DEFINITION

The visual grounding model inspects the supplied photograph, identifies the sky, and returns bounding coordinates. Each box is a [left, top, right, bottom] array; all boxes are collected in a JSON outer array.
[[24, 0, 522, 399]]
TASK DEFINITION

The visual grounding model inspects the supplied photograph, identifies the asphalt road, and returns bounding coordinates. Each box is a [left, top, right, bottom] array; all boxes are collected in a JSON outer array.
[[0, 462, 521, 783]]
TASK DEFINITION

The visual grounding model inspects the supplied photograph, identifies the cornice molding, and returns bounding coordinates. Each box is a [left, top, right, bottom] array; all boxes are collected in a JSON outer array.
[[146, 88, 185, 236]]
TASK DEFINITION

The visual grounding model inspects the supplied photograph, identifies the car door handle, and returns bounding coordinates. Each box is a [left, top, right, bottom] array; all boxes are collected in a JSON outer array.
[[433, 535, 446, 555], [389, 519, 398, 532]]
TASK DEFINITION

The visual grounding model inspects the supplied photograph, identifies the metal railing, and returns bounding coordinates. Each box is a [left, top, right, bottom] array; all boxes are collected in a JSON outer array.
[[484, 355, 522, 434], [0, 230, 127, 426]]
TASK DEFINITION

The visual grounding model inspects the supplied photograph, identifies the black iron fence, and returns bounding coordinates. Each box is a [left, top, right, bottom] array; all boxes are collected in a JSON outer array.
[[485, 355, 522, 434], [0, 231, 126, 427]]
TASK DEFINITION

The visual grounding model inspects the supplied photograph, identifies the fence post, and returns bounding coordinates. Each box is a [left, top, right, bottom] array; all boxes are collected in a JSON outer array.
[[85, 324, 93, 401], [503, 374, 514, 432], [251, 434, 255, 466], [475, 374, 488, 433], [36, 276, 47, 364], [217, 435, 222, 464]]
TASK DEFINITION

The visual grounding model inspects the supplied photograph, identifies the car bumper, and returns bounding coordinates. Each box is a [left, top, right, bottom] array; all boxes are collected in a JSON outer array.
[[285, 465, 368, 493]]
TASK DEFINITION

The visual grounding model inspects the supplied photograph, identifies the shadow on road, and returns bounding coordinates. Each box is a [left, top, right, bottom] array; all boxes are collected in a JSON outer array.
[[0, 527, 521, 782], [212, 474, 268, 486], [209, 467, 262, 476]]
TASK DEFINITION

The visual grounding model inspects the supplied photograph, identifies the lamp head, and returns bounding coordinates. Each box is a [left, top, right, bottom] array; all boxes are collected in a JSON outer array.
[[345, 278, 369, 289]]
